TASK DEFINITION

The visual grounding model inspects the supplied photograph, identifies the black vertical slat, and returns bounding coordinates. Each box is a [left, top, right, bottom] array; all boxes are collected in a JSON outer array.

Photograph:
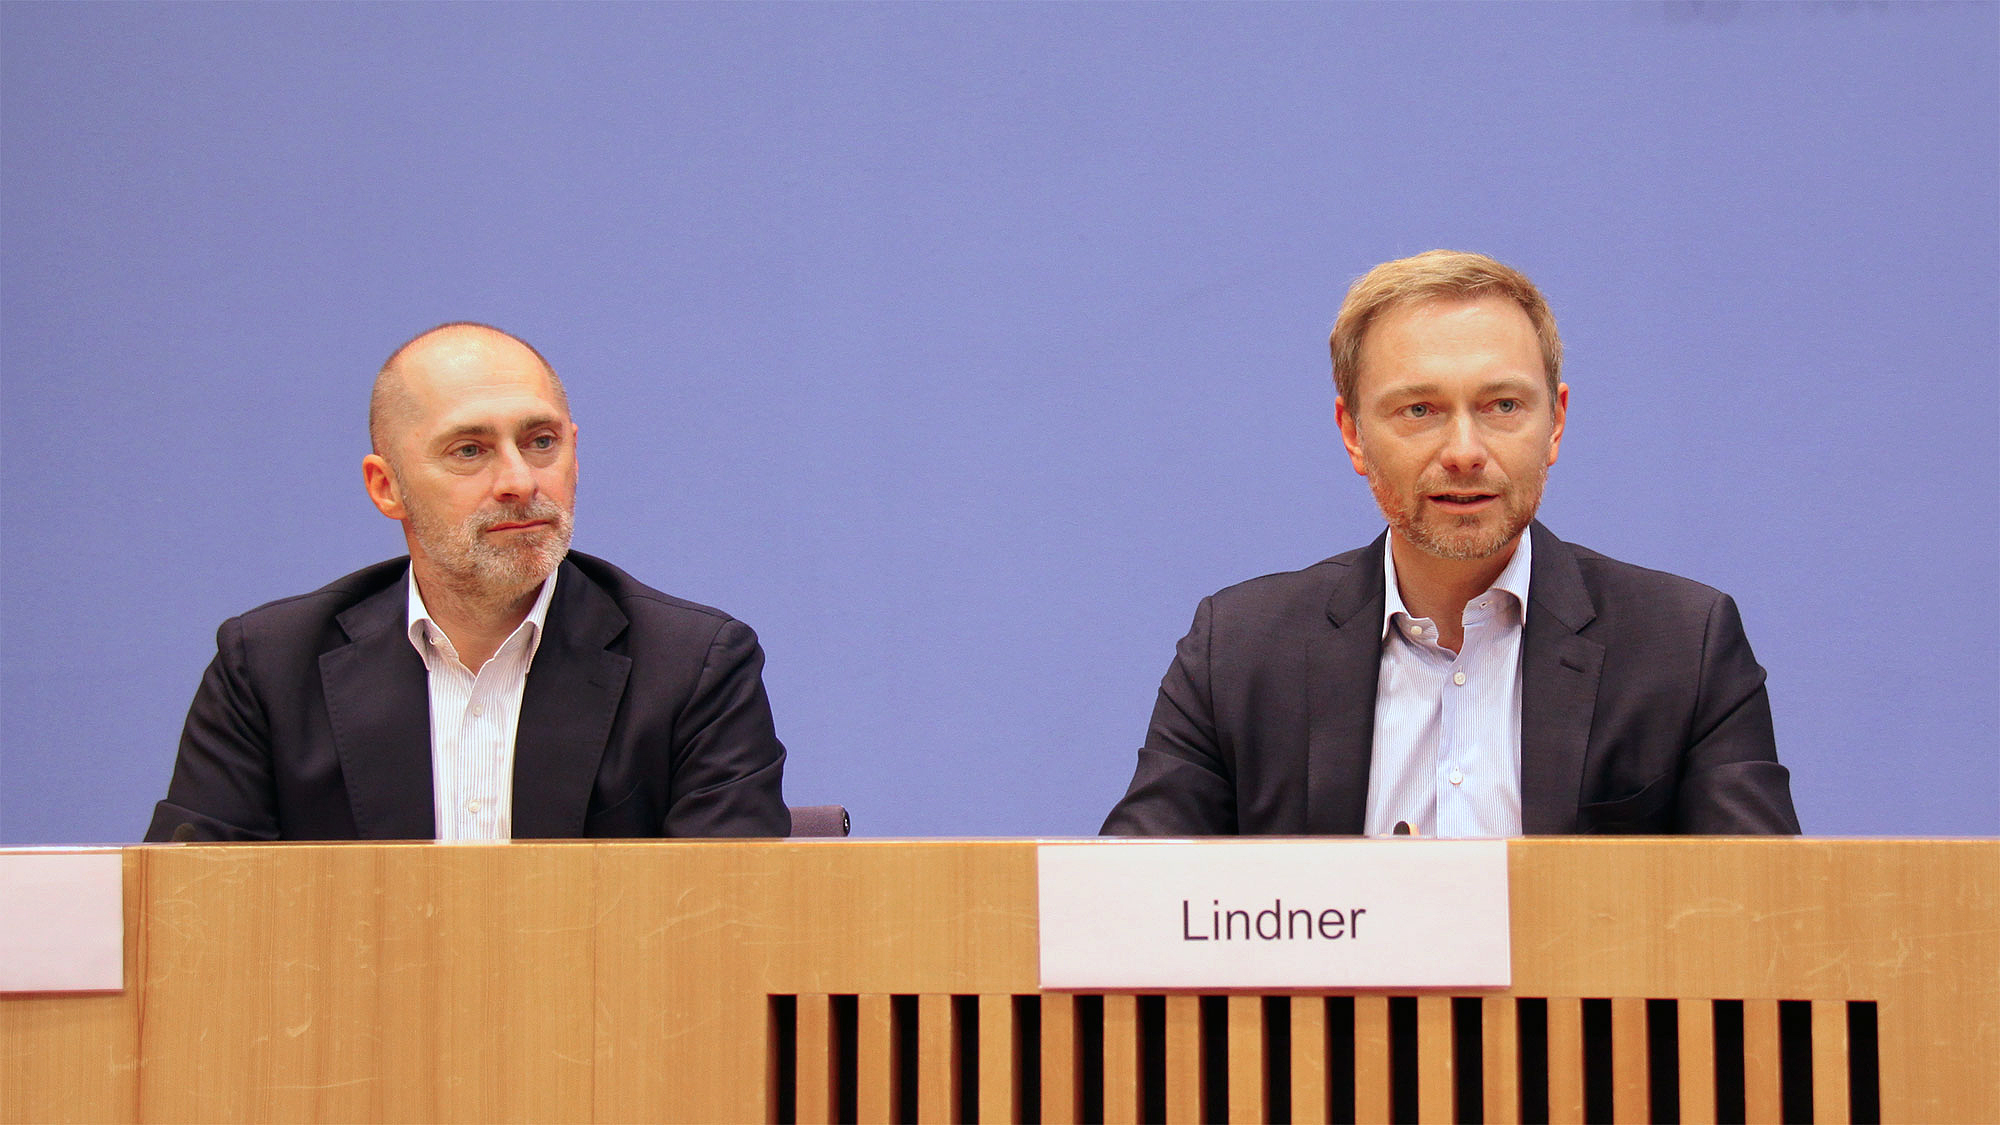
[[1326, 995, 1357, 1125], [1780, 999, 1819, 1124], [770, 995, 799, 1125], [1646, 997, 1681, 1124], [1516, 997, 1550, 1125], [1581, 998, 1613, 1124], [1387, 996, 1418, 1125], [1015, 995, 1043, 1125], [953, 994, 980, 1124], [1076, 994, 1106, 1125], [1778, 1000, 1813, 1124], [831, 994, 859, 1125], [1136, 994, 1166, 1124], [891, 995, 919, 1125], [1199, 994, 1230, 1124], [1451, 996, 1483, 1124], [1392, 992, 1424, 1112], [1265, 996, 1293, 1124], [1712, 999, 1746, 1125], [1846, 1001, 1880, 1125]]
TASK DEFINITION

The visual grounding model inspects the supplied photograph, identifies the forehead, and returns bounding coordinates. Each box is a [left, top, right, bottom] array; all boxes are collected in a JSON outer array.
[[1354, 294, 1543, 397], [396, 332, 567, 434]]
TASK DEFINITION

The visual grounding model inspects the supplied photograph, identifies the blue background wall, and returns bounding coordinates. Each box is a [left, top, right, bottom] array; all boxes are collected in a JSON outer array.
[[3, 2, 1995, 843]]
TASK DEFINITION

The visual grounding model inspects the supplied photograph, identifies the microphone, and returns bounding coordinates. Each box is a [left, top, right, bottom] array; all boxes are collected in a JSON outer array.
[[170, 823, 198, 843]]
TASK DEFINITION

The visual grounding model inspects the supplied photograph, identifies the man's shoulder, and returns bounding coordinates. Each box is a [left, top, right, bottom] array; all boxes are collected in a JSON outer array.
[[223, 557, 409, 633], [1202, 539, 1378, 620], [1546, 531, 1735, 616], [563, 551, 747, 630]]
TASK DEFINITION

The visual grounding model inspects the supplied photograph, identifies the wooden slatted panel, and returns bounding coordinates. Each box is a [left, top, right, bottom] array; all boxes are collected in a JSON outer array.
[[1678, 999, 1717, 1125], [1290, 996, 1330, 1125], [1103, 994, 1141, 1125], [1483, 996, 1521, 1125], [1611, 996, 1649, 1122], [1039, 994, 1077, 1124], [8, 840, 1997, 1124], [1164, 994, 1203, 1124], [1355, 995, 1392, 1125], [1414, 995, 1454, 1124], [978, 994, 1017, 1124], [917, 994, 957, 1124], [1227, 995, 1266, 1123], [795, 995, 836, 1125], [1742, 998, 1782, 1125], [1811, 1000, 1850, 1124], [857, 994, 895, 1124], [1546, 998, 1586, 1125]]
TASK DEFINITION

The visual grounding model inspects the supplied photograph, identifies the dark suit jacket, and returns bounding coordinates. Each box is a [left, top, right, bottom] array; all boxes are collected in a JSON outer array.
[[1102, 523, 1799, 836], [145, 552, 790, 841]]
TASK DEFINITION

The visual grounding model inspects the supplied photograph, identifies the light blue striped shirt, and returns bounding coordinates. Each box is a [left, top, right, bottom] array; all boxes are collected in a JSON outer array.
[[406, 569, 558, 841], [1361, 534, 1532, 838]]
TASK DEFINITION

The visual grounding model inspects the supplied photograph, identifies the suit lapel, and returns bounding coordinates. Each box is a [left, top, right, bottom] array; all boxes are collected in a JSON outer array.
[[511, 561, 633, 839], [1305, 533, 1388, 835], [1519, 523, 1603, 835], [323, 579, 436, 839]]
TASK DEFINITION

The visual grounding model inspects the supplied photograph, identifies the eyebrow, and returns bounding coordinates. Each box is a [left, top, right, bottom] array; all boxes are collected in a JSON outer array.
[[436, 414, 560, 436], [1377, 378, 1542, 400], [435, 414, 564, 443]]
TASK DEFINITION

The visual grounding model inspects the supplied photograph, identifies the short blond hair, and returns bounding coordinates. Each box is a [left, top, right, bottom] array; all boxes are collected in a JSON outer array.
[[1330, 250, 1562, 405]]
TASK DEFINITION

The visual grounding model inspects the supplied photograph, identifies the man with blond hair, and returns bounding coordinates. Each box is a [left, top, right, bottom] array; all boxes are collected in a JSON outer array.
[[147, 323, 790, 841], [1103, 251, 1798, 836]]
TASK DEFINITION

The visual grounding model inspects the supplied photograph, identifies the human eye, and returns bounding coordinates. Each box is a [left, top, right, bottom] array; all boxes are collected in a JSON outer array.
[[1401, 402, 1433, 419], [528, 433, 556, 451], [1492, 398, 1521, 414]]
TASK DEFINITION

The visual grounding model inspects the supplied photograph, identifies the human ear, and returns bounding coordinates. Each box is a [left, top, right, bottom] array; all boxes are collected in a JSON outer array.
[[362, 453, 405, 520], [1335, 396, 1369, 476], [1546, 383, 1569, 467]]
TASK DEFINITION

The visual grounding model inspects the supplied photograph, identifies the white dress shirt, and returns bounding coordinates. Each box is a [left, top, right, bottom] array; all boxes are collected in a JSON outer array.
[[1361, 533, 1532, 838], [405, 569, 559, 841]]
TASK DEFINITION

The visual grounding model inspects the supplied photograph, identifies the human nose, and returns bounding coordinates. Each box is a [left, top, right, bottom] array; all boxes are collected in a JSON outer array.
[[1437, 413, 1489, 475], [490, 444, 536, 503]]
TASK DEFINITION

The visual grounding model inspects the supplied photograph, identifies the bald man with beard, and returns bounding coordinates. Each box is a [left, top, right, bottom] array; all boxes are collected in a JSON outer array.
[[147, 323, 790, 841]]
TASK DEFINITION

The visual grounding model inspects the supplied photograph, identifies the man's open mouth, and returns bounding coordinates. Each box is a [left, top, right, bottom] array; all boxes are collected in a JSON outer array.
[[1429, 493, 1497, 507]]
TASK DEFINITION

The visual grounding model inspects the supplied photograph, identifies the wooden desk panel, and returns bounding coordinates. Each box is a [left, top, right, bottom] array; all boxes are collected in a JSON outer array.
[[4, 839, 1994, 1123]]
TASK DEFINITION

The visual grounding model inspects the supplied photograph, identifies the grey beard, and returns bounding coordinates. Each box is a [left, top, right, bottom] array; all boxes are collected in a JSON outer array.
[[408, 495, 574, 598]]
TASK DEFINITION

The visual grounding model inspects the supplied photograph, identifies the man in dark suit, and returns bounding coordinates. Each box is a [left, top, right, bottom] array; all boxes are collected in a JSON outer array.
[[146, 323, 789, 841], [1103, 251, 1798, 837]]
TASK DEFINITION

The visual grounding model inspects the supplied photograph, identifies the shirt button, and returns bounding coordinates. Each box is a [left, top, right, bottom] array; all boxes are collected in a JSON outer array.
[[1452, 671, 1467, 686], [1449, 768, 1464, 785], [466, 799, 481, 814], [1407, 624, 1423, 638], [471, 703, 484, 717]]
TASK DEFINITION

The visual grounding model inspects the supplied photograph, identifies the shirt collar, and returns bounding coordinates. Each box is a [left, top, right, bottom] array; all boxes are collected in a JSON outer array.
[[1380, 528, 1534, 638], [405, 565, 560, 667]]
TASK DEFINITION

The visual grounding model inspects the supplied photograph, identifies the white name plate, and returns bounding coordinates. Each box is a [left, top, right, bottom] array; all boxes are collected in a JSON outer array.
[[0, 849, 124, 993], [1038, 840, 1509, 990]]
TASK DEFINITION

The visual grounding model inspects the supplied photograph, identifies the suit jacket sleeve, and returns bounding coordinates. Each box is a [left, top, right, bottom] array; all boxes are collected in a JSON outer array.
[[661, 617, 791, 837], [144, 616, 282, 842], [1673, 593, 1800, 834], [1100, 597, 1239, 835]]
